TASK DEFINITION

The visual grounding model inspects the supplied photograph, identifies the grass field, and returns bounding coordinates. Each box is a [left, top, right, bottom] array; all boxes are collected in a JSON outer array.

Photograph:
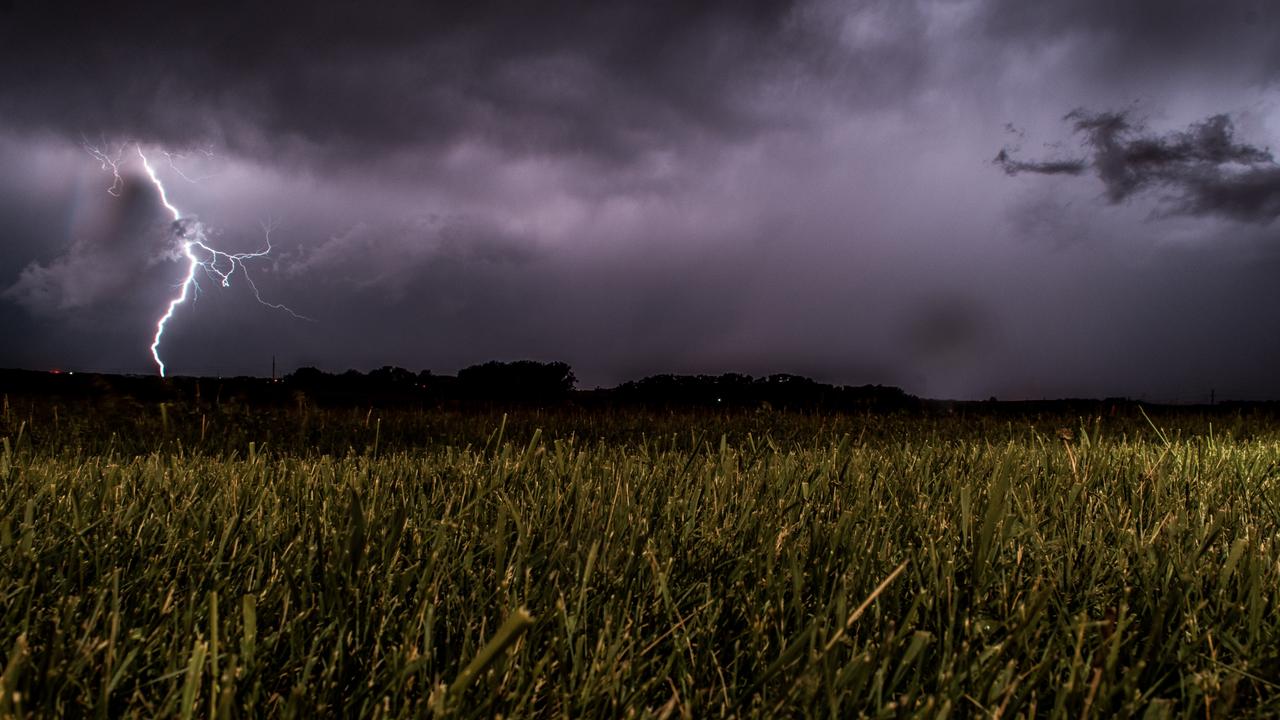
[[2, 396, 1279, 717]]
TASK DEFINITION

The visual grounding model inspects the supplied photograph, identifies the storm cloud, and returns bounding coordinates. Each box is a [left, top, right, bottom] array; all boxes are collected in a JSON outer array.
[[0, 1, 847, 167], [5, 0, 1280, 399], [980, 0, 1280, 85], [997, 111, 1280, 224]]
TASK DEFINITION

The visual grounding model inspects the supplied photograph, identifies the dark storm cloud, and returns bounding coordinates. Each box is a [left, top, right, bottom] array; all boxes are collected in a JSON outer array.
[[290, 213, 540, 300], [3, 175, 173, 313], [9, 0, 1280, 401], [997, 111, 1280, 224], [992, 151, 1085, 177], [899, 293, 988, 360], [0, 0, 842, 167], [981, 0, 1280, 84]]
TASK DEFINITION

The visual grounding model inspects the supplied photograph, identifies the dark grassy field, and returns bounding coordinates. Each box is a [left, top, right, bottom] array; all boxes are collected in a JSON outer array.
[[2, 391, 1279, 717]]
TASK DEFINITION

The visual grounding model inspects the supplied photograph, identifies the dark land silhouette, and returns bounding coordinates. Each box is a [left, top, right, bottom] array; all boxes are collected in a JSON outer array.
[[0, 362, 909, 411], [0, 362, 1270, 417]]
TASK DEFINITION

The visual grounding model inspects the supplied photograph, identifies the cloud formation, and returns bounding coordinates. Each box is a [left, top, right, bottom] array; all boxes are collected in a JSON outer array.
[[0, 0, 838, 168], [981, 0, 1280, 85], [6, 0, 1280, 399], [3, 175, 172, 314], [997, 110, 1280, 224]]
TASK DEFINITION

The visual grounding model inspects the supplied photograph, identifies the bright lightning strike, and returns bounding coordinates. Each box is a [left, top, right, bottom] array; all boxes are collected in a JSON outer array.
[[86, 141, 309, 377]]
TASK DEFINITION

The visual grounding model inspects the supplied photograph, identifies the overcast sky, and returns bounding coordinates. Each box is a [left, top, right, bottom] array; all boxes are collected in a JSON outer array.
[[3, 0, 1280, 399]]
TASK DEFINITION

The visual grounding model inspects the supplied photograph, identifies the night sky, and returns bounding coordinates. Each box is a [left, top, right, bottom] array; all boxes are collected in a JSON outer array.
[[3, 0, 1280, 400]]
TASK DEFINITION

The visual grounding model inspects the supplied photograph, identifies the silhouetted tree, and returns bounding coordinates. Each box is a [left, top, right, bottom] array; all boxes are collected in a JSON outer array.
[[286, 366, 332, 387], [417, 370, 460, 397], [337, 369, 365, 392], [368, 365, 415, 391], [612, 373, 916, 410], [457, 360, 576, 402]]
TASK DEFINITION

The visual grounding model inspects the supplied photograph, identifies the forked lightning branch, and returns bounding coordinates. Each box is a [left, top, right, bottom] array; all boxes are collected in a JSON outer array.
[[85, 142, 308, 377]]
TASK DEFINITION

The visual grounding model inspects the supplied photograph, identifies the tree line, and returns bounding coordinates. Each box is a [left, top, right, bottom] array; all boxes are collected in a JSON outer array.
[[0, 361, 919, 410]]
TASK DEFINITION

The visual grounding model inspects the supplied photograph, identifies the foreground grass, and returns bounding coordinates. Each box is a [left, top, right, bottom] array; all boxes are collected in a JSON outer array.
[[2, 407, 1279, 717]]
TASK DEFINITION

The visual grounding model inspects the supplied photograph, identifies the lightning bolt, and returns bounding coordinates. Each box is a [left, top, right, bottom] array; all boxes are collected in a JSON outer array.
[[87, 141, 309, 377]]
